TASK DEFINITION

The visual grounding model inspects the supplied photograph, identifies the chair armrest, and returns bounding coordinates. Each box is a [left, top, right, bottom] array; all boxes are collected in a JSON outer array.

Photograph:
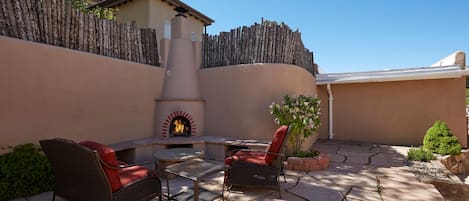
[[235, 149, 285, 157], [99, 157, 153, 170]]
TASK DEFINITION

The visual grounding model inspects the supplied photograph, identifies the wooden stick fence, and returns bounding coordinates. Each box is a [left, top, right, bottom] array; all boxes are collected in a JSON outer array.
[[202, 20, 314, 73], [0, 0, 159, 66]]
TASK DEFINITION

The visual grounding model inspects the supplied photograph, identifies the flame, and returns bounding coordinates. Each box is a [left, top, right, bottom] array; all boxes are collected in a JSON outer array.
[[173, 119, 185, 133]]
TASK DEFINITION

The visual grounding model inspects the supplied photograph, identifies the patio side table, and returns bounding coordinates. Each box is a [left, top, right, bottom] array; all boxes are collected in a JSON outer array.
[[153, 148, 205, 178], [164, 158, 224, 201]]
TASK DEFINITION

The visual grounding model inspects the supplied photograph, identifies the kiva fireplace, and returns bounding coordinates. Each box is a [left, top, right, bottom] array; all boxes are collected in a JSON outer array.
[[161, 111, 196, 137], [154, 9, 205, 139]]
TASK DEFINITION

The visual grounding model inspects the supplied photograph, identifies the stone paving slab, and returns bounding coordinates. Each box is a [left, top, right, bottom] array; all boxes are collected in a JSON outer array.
[[346, 187, 382, 201], [376, 167, 445, 201], [287, 175, 344, 201], [309, 169, 378, 192], [344, 154, 370, 165], [329, 153, 346, 163], [313, 143, 340, 153], [327, 162, 376, 174]]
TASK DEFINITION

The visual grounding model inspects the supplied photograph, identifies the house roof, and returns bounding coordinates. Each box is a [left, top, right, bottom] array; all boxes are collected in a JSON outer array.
[[91, 0, 214, 26], [316, 65, 469, 85]]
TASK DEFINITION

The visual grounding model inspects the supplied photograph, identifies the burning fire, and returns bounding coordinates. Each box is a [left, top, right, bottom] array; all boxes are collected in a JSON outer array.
[[173, 119, 185, 133]]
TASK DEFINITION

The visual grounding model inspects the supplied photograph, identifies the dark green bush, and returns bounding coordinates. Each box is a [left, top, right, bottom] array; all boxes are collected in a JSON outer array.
[[407, 147, 436, 162], [292, 150, 320, 158], [423, 120, 462, 155], [0, 144, 54, 201]]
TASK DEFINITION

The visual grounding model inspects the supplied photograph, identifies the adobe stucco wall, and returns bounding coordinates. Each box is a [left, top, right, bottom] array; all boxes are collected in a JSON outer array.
[[0, 36, 165, 148], [318, 78, 467, 147], [199, 64, 318, 140]]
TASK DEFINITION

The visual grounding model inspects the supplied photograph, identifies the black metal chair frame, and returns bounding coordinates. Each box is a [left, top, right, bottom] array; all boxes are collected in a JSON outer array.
[[40, 138, 163, 201], [223, 126, 290, 198]]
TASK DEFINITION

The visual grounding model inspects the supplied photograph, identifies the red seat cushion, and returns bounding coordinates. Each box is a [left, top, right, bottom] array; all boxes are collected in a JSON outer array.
[[79, 141, 123, 192], [119, 165, 149, 187], [224, 151, 268, 166], [264, 125, 289, 165]]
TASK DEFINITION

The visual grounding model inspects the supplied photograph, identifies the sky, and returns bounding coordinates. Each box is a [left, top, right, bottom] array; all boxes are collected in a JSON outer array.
[[182, 0, 469, 73]]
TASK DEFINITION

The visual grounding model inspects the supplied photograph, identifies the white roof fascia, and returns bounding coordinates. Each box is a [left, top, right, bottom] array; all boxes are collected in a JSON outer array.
[[317, 65, 469, 85]]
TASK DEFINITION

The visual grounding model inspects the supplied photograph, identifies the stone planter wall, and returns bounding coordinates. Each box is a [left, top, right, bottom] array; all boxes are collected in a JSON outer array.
[[440, 150, 469, 174], [284, 153, 330, 172]]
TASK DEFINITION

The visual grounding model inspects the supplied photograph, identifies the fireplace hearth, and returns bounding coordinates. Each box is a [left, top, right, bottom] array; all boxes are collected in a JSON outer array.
[[170, 116, 191, 137]]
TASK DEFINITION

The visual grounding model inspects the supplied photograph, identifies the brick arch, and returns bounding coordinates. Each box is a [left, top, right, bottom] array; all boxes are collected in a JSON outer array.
[[162, 111, 196, 138]]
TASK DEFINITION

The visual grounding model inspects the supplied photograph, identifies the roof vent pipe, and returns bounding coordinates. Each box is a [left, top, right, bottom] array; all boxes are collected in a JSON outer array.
[[327, 83, 334, 140]]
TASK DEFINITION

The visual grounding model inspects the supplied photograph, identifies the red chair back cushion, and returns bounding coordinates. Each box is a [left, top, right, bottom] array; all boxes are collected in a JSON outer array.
[[79, 141, 123, 192], [264, 125, 289, 165]]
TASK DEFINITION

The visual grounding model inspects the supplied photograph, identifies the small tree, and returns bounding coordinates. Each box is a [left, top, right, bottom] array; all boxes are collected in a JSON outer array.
[[423, 120, 462, 155], [71, 0, 118, 20], [269, 95, 321, 155]]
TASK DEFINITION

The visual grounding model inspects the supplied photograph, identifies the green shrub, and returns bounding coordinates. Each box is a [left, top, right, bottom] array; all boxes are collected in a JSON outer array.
[[423, 120, 462, 155], [437, 136, 462, 155], [292, 150, 320, 158], [407, 147, 436, 162], [0, 144, 54, 201]]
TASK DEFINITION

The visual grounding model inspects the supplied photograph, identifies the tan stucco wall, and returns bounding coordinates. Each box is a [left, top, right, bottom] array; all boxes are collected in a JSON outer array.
[[318, 86, 330, 140], [0, 36, 165, 147], [113, 0, 150, 28], [199, 64, 318, 140], [318, 78, 467, 147], [148, 0, 204, 42]]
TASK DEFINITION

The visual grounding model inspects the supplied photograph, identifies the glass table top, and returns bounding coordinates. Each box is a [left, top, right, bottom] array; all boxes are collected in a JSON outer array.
[[164, 158, 224, 181]]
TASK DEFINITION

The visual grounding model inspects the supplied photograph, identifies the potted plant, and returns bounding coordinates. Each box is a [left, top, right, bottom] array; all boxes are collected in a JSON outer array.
[[269, 94, 321, 156]]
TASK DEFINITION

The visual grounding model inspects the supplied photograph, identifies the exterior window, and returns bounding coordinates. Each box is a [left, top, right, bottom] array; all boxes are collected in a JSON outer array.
[[191, 32, 196, 42], [164, 20, 171, 39]]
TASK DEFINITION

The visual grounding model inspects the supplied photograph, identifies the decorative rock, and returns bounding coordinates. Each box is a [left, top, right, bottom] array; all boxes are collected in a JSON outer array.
[[440, 151, 469, 174]]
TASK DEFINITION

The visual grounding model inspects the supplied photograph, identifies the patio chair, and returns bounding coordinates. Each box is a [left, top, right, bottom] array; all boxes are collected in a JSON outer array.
[[39, 138, 162, 201], [223, 125, 290, 198]]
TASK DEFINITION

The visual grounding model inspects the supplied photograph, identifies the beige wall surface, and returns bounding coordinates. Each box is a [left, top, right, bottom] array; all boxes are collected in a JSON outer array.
[[318, 78, 467, 147], [200, 64, 317, 140], [114, 0, 150, 28], [317, 86, 330, 140], [0, 36, 165, 147]]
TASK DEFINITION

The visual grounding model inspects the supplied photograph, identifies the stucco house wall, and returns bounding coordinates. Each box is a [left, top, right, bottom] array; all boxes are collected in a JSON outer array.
[[110, 0, 205, 42], [111, 0, 150, 29], [199, 64, 318, 140], [317, 77, 467, 147], [0, 36, 165, 148]]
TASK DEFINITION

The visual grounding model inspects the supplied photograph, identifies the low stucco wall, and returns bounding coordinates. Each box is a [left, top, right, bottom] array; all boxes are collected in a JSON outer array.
[[200, 64, 317, 140], [0, 36, 165, 148], [318, 78, 467, 147]]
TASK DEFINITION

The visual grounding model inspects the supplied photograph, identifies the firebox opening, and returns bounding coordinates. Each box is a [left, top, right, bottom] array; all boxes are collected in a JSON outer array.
[[169, 116, 191, 137]]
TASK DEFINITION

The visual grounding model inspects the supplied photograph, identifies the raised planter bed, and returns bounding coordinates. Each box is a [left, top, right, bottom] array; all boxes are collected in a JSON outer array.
[[284, 152, 330, 172]]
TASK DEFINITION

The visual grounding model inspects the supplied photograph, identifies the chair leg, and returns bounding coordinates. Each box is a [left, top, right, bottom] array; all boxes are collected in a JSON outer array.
[[221, 182, 225, 201], [166, 179, 170, 199], [277, 184, 282, 198], [52, 191, 56, 201]]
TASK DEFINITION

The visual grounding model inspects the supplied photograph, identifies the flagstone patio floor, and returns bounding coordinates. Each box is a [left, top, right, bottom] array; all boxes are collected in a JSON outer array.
[[15, 140, 469, 201]]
